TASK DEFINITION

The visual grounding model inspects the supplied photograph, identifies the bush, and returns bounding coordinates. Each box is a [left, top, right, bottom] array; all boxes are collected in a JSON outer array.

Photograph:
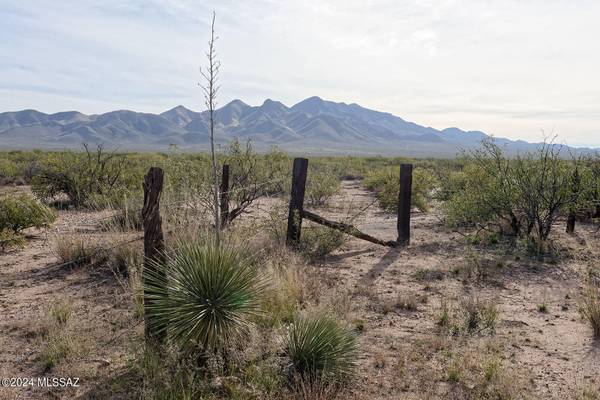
[[144, 240, 264, 352], [286, 315, 358, 383], [305, 169, 341, 208], [0, 193, 57, 233], [299, 225, 346, 259], [364, 166, 436, 212], [444, 139, 574, 241], [31, 144, 131, 208]]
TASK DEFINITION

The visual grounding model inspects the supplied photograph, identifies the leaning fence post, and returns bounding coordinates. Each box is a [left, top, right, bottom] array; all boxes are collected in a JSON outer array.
[[220, 164, 230, 227], [286, 158, 309, 247], [142, 167, 166, 343], [397, 164, 413, 246]]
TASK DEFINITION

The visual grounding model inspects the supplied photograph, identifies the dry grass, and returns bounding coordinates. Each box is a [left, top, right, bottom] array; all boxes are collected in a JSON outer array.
[[53, 235, 99, 266], [580, 285, 600, 338], [39, 298, 84, 371]]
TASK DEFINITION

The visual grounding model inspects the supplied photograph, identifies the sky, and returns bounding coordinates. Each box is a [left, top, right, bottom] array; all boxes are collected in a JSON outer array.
[[1, 0, 599, 147]]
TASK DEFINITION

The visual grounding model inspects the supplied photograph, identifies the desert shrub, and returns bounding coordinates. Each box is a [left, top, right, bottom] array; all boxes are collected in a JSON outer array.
[[31, 144, 133, 208], [444, 139, 574, 241], [0, 192, 57, 233], [305, 168, 341, 208], [580, 285, 600, 338], [364, 166, 436, 212], [0, 158, 18, 179], [144, 240, 264, 353], [299, 225, 346, 259], [262, 205, 346, 260], [222, 139, 287, 225], [286, 315, 358, 383]]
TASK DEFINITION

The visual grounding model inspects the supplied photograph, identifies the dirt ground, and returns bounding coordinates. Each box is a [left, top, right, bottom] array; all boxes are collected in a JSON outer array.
[[1, 181, 599, 399]]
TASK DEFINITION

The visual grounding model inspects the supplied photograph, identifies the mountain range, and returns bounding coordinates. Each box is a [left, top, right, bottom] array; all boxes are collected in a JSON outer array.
[[0, 96, 594, 157]]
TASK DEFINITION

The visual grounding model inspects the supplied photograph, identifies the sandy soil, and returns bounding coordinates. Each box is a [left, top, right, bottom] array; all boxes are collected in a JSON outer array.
[[1, 181, 599, 399], [306, 181, 600, 399]]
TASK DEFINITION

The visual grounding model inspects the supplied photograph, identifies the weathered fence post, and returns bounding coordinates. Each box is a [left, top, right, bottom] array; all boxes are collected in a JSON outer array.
[[286, 158, 309, 247], [220, 164, 230, 228], [566, 166, 580, 234], [397, 164, 413, 246], [142, 167, 165, 343]]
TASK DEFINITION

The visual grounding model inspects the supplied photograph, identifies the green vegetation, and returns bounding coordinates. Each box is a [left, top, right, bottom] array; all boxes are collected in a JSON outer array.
[[364, 166, 436, 212], [1, 138, 599, 398], [444, 139, 600, 243], [0, 192, 57, 233], [0, 192, 56, 249], [143, 240, 264, 352], [286, 314, 358, 383]]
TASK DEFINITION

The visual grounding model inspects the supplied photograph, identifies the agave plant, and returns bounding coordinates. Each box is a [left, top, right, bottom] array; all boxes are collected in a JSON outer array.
[[144, 240, 263, 352], [286, 315, 358, 383]]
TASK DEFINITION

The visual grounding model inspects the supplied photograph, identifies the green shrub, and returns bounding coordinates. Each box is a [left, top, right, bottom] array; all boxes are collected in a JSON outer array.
[[0, 193, 57, 233], [0, 158, 18, 178], [305, 169, 341, 208], [144, 240, 264, 352], [444, 139, 576, 241], [31, 144, 133, 208], [364, 166, 436, 212], [299, 225, 346, 259], [286, 315, 358, 383]]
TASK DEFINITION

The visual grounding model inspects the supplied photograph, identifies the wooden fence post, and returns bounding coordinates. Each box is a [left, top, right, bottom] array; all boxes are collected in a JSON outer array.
[[286, 158, 309, 247], [397, 164, 413, 246], [566, 166, 580, 234], [142, 167, 166, 343], [220, 164, 230, 227]]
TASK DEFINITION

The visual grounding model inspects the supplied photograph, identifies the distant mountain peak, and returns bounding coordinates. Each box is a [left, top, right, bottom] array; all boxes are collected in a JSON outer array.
[[224, 99, 249, 108], [1, 96, 593, 156]]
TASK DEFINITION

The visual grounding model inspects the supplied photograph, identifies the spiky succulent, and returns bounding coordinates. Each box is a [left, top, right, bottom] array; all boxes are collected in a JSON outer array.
[[144, 241, 263, 352], [286, 315, 358, 382]]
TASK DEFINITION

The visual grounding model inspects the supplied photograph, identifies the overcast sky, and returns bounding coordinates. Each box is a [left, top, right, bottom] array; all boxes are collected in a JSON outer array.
[[1, 1, 599, 147]]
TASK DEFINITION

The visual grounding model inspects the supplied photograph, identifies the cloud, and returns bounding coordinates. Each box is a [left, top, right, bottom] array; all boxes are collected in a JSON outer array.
[[1, 0, 599, 146]]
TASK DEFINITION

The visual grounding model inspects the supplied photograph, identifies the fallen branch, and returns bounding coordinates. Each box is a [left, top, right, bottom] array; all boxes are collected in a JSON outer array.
[[302, 210, 396, 247]]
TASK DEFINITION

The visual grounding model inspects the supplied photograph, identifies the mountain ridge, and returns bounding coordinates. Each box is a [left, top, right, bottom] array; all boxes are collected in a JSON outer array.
[[0, 97, 596, 157]]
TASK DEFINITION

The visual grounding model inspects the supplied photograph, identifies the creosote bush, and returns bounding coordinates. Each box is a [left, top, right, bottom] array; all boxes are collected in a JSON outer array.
[[364, 166, 436, 213], [286, 315, 358, 384], [305, 168, 341, 208], [0, 192, 57, 233], [144, 240, 264, 353]]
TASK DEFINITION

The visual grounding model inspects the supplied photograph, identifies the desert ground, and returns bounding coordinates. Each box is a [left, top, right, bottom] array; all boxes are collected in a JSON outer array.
[[1, 181, 599, 399]]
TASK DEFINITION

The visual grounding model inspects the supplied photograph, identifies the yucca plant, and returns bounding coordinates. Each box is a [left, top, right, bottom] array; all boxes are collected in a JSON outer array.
[[286, 315, 358, 383], [144, 240, 264, 353]]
